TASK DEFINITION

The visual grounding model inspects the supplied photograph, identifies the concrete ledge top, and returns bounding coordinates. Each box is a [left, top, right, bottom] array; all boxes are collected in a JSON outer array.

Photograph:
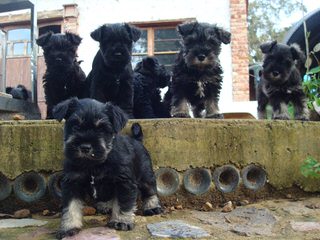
[[0, 119, 319, 191]]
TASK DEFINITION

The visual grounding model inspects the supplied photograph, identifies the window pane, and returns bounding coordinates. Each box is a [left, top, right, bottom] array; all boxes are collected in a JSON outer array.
[[132, 55, 145, 69], [27, 42, 31, 55], [133, 30, 147, 54], [154, 28, 180, 52], [13, 42, 25, 55], [8, 29, 30, 41]]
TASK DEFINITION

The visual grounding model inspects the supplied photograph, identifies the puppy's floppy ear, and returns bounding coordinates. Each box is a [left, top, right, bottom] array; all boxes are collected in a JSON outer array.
[[65, 32, 82, 46], [36, 31, 53, 47], [52, 97, 80, 122], [177, 21, 198, 37], [90, 25, 106, 42], [125, 24, 141, 42], [104, 103, 128, 133], [290, 43, 306, 61], [260, 40, 277, 54], [215, 27, 231, 44], [5, 87, 12, 94]]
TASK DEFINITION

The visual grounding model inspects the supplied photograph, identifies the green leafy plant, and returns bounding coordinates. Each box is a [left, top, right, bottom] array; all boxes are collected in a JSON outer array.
[[301, 156, 320, 178], [303, 66, 320, 110]]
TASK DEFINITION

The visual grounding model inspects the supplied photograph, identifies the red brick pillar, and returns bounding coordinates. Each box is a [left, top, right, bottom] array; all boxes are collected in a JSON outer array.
[[230, 0, 249, 101], [63, 4, 79, 33]]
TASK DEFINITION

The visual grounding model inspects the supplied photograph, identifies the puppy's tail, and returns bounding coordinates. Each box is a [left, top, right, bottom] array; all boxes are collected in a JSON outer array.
[[131, 122, 143, 142]]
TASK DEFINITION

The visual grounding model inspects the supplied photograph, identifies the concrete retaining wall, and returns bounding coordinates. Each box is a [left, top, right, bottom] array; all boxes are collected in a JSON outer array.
[[0, 119, 319, 192]]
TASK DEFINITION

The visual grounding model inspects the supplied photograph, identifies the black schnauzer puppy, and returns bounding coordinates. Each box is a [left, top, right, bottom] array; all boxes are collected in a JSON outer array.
[[257, 40, 309, 120], [169, 21, 231, 118], [133, 57, 171, 118], [36, 31, 87, 119], [6, 84, 31, 101], [86, 23, 141, 118], [53, 98, 161, 239]]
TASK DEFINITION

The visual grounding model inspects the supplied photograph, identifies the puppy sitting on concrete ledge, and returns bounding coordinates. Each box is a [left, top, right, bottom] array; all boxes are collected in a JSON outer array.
[[257, 40, 309, 120], [169, 21, 231, 118], [36, 31, 87, 119], [86, 23, 141, 118], [53, 98, 161, 239]]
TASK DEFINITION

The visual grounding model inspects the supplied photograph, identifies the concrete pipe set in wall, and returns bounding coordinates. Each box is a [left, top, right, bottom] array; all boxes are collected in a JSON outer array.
[[0, 171, 63, 202], [156, 164, 267, 196], [0, 165, 265, 202]]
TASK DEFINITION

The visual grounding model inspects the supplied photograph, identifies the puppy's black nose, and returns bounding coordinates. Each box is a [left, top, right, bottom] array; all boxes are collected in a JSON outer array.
[[197, 54, 206, 62], [80, 143, 92, 153], [272, 71, 280, 77]]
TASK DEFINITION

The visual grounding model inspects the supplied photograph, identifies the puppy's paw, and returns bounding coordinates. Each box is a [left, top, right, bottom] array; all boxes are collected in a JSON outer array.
[[143, 207, 162, 216], [56, 228, 80, 239], [273, 114, 290, 120], [206, 113, 224, 119], [295, 114, 309, 121], [172, 112, 191, 118], [107, 221, 134, 231]]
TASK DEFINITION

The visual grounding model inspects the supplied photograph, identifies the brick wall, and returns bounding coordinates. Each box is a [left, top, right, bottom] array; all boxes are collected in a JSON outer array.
[[230, 0, 249, 101]]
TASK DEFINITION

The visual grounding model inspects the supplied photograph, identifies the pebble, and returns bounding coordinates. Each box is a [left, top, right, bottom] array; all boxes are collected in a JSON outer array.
[[175, 204, 183, 210], [203, 202, 213, 211], [222, 201, 234, 213], [14, 209, 31, 219], [83, 206, 97, 216]]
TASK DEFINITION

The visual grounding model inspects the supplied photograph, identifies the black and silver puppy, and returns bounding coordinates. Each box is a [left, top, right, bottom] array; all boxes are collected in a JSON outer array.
[[37, 31, 87, 119], [6, 84, 31, 101], [133, 57, 171, 118], [53, 98, 161, 239], [257, 40, 309, 120], [87, 23, 141, 118], [169, 21, 231, 118]]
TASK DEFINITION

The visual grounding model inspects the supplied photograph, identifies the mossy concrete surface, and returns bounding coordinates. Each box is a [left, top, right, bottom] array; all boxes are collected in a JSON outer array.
[[0, 119, 319, 191]]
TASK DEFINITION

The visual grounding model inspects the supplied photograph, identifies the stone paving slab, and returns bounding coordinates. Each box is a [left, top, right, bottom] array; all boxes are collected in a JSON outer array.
[[0, 219, 47, 229], [147, 220, 210, 238]]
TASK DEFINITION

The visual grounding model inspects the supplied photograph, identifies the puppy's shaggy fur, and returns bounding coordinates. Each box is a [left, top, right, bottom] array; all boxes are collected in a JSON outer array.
[[86, 23, 141, 118], [36, 31, 87, 119], [257, 40, 309, 120], [53, 98, 161, 239], [133, 57, 171, 118], [169, 21, 231, 118]]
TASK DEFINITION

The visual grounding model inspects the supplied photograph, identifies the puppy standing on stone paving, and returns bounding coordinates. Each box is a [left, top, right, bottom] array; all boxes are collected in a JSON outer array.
[[52, 98, 162, 239], [169, 21, 231, 118], [133, 56, 171, 118], [257, 40, 309, 120], [37, 31, 87, 119], [86, 23, 141, 118]]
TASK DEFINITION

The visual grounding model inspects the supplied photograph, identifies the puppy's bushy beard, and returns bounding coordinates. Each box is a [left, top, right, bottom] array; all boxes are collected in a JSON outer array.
[[64, 135, 113, 165]]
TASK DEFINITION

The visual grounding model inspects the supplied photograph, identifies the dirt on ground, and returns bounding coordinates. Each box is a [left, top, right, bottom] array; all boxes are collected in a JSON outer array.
[[1, 196, 320, 240]]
